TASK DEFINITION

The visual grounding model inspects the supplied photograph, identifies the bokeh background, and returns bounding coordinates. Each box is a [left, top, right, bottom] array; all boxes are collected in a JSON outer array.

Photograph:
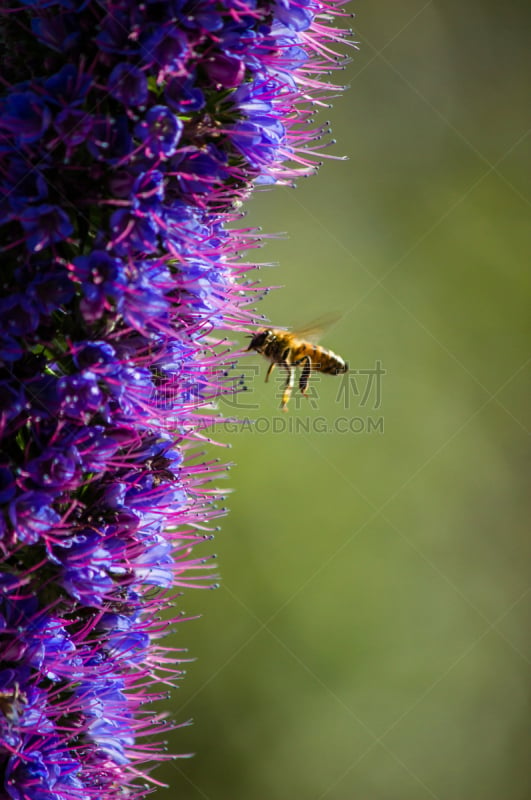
[[158, 2, 530, 798]]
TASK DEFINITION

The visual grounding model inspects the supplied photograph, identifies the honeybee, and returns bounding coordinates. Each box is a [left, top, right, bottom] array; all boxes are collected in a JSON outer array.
[[247, 318, 348, 411]]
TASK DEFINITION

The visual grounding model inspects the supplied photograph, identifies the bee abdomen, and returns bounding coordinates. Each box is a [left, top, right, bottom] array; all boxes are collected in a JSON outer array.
[[313, 347, 348, 375]]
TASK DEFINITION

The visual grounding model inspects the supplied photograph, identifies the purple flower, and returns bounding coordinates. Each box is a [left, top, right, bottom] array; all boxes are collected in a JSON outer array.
[[20, 204, 73, 252], [0, 296, 39, 338], [55, 531, 115, 606], [134, 105, 183, 159], [0, 91, 51, 144], [108, 63, 148, 108], [109, 207, 159, 255], [56, 372, 104, 423], [275, 0, 314, 32], [171, 145, 230, 196], [165, 74, 205, 113], [53, 108, 94, 154], [43, 64, 91, 107], [70, 250, 125, 321], [26, 448, 79, 490], [86, 115, 132, 162], [6, 160, 48, 215], [7, 491, 61, 544], [142, 27, 189, 75], [204, 52, 246, 88], [0, 0, 351, 797], [28, 272, 74, 315]]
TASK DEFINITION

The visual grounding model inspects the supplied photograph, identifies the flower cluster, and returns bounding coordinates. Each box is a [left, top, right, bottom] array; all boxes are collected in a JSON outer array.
[[0, 1, 350, 797]]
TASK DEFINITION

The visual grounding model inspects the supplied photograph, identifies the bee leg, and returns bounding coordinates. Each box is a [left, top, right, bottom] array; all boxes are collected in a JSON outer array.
[[297, 356, 312, 396], [280, 365, 295, 412], [265, 362, 276, 383]]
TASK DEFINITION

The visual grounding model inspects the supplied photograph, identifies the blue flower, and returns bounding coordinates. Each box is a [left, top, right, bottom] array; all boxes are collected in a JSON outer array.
[[26, 448, 79, 490], [28, 273, 74, 315], [53, 108, 94, 155], [164, 74, 205, 113], [4, 736, 85, 800], [205, 51, 246, 88], [131, 169, 165, 211], [172, 145, 230, 196], [0, 295, 39, 338], [7, 491, 61, 544], [20, 204, 73, 252], [6, 160, 48, 215], [55, 531, 115, 606], [109, 208, 160, 255], [108, 63, 148, 108], [86, 116, 132, 163], [56, 372, 104, 423], [71, 250, 125, 321], [274, 0, 314, 32], [141, 27, 189, 74], [134, 105, 183, 159], [0, 91, 51, 144], [43, 64, 91, 107]]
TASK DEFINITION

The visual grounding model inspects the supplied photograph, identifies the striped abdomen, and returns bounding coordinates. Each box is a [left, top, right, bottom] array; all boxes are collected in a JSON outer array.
[[291, 341, 348, 374]]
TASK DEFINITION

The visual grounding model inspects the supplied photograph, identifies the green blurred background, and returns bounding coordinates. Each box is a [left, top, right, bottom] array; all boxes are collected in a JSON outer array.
[[158, 2, 530, 798]]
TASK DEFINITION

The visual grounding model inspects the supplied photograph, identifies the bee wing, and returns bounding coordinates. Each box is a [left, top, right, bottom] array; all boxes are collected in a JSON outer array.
[[291, 312, 343, 343]]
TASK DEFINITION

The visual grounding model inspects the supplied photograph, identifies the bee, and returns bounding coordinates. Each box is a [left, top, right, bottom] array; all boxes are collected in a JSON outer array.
[[247, 318, 348, 411]]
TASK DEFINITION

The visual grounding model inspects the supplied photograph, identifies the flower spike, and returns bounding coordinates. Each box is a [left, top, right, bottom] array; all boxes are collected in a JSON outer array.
[[0, 1, 352, 796]]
